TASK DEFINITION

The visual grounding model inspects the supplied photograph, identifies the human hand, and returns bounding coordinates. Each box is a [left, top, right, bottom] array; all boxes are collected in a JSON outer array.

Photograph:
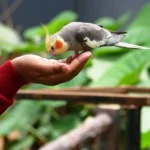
[[11, 51, 92, 86]]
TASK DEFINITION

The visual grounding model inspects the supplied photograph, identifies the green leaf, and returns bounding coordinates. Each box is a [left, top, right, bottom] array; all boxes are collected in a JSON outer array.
[[128, 2, 150, 29], [91, 50, 150, 87], [45, 10, 78, 34], [125, 2, 150, 46], [93, 47, 128, 57], [0, 23, 22, 53], [137, 80, 150, 87], [95, 12, 130, 31], [9, 135, 35, 150], [23, 11, 78, 40], [23, 26, 41, 41], [117, 12, 131, 27], [141, 131, 150, 149], [141, 107, 150, 134], [14, 42, 45, 53], [86, 58, 114, 82], [51, 114, 81, 139], [84, 58, 92, 68], [95, 17, 116, 30], [38, 101, 67, 108], [125, 27, 150, 46], [0, 100, 66, 138], [0, 101, 42, 135], [54, 70, 89, 88]]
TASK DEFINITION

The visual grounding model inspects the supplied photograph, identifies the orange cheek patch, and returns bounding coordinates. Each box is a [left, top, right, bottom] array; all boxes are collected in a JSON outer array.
[[55, 40, 63, 49]]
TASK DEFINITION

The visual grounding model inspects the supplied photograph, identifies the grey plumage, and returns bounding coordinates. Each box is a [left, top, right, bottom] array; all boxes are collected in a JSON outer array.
[[48, 22, 150, 55], [54, 22, 110, 51]]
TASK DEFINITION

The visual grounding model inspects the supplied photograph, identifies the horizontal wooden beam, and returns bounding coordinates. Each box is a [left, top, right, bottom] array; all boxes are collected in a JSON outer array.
[[58, 86, 150, 93], [15, 87, 150, 106]]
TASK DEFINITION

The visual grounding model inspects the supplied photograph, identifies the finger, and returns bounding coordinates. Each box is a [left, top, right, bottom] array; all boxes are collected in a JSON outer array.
[[66, 56, 72, 64], [66, 53, 79, 64], [36, 64, 73, 85], [69, 51, 92, 72], [59, 51, 91, 80], [36, 57, 87, 85], [70, 51, 92, 76], [36, 51, 92, 85], [61, 51, 92, 75], [59, 53, 79, 64], [58, 59, 66, 63]]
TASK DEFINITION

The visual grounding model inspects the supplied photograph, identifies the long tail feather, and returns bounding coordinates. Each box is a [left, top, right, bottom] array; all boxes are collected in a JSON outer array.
[[114, 42, 150, 50]]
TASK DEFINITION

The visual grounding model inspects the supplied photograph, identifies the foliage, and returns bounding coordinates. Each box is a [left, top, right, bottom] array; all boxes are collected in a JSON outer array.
[[0, 23, 22, 54], [90, 50, 150, 87], [24, 11, 78, 40], [0, 1, 150, 149], [95, 12, 131, 31]]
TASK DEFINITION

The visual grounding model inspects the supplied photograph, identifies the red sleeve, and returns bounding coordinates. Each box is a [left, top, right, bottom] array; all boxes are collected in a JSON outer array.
[[0, 61, 27, 114]]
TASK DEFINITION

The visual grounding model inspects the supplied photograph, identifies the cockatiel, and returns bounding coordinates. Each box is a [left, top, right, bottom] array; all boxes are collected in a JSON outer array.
[[42, 22, 150, 56]]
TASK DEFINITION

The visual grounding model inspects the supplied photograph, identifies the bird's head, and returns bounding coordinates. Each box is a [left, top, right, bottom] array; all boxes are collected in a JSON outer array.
[[47, 36, 69, 56], [41, 24, 69, 56]]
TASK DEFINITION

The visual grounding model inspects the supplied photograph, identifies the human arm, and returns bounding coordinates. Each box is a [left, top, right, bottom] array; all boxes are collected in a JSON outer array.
[[0, 51, 91, 114]]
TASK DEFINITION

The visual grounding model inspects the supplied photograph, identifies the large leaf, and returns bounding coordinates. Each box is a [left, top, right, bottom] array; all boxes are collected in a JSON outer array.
[[9, 135, 35, 150], [95, 12, 130, 31], [14, 42, 45, 53], [51, 114, 81, 139], [93, 12, 130, 57], [91, 50, 150, 87], [86, 57, 119, 81], [57, 70, 89, 88], [137, 80, 150, 149], [141, 131, 150, 149], [0, 101, 42, 135], [0, 100, 67, 136], [23, 11, 78, 40], [125, 2, 150, 46], [93, 47, 128, 57], [0, 23, 22, 53], [141, 107, 150, 133], [128, 2, 150, 29]]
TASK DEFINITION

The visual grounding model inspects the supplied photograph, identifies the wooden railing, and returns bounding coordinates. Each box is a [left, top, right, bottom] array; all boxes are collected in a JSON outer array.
[[15, 86, 148, 150]]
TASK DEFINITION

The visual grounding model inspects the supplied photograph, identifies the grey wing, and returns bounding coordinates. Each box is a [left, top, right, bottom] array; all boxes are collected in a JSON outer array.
[[76, 27, 107, 49]]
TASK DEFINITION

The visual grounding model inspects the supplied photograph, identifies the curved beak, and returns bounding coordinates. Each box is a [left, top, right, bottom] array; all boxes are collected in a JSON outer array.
[[50, 51, 56, 56]]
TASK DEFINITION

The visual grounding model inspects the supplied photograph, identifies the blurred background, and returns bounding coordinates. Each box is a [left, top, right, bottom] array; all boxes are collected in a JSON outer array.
[[0, 0, 150, 150], [0, 0, 148, 29]]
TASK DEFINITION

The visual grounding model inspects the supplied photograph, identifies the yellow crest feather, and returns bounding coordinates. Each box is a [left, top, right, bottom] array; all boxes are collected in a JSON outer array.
[[41, 23, 51, 51]]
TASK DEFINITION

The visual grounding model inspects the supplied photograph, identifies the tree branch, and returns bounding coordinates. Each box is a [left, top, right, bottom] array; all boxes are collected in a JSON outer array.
[[0, 0, 23, 22], [39, 113, 112, 150]]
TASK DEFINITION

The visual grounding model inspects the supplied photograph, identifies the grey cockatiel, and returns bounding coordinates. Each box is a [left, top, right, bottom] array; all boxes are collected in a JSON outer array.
[[42, 22, 150, 56]]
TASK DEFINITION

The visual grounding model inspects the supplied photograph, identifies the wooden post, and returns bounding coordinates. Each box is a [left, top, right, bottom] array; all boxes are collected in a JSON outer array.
[[126, 108, 141, 150], [93, 105, 120, 150]]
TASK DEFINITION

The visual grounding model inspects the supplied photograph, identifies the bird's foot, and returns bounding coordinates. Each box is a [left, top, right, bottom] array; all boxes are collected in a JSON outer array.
[[66, 53, 79, 64]]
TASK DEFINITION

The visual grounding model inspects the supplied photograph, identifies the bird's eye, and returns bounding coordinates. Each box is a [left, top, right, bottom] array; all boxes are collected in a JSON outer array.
[[51, 46, 55, 50]]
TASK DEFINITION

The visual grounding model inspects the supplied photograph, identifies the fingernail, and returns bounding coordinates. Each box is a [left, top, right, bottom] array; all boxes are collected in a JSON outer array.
[[86, 51, 92, 57]]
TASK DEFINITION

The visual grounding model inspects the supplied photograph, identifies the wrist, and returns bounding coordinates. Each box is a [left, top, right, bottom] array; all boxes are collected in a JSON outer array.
[[0, 60, 28, 99]]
